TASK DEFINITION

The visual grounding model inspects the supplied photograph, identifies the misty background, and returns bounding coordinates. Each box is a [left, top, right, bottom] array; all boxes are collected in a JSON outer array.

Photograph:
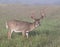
[[0, 0, 60, 5]]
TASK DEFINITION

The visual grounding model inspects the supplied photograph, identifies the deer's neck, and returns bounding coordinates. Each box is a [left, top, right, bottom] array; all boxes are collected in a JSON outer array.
[[29, 22, 39, 31], [33, 22, 39, 27]]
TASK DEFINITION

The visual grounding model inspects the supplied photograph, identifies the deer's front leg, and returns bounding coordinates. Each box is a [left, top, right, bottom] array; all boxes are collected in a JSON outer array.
[[22, 31, 29, 38], [26, 32, 29, 38], [22, 31, 26, 38]]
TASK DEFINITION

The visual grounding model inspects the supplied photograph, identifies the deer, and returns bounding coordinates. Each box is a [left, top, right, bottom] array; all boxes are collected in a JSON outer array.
[[6, 9, 46, 39]]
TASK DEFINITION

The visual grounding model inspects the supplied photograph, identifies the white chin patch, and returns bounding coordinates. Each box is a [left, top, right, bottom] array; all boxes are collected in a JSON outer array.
[[35, 24, 39, 27]]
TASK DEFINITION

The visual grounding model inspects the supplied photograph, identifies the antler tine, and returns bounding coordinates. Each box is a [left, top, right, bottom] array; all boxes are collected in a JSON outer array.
[[31, 11, 35, 19], [40, 8, 46, 19]]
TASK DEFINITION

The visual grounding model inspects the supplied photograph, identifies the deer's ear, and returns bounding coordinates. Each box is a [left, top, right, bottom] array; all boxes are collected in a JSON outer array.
[[31, 15, 34, 19], [31, 16, 36, 22]]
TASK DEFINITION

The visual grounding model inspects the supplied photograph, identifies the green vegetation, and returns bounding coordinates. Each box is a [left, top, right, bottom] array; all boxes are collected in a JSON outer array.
[[0, 4, 60, 47]]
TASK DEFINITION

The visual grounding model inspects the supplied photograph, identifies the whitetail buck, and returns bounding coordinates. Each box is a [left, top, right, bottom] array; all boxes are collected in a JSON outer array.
[[6, 9, 46, 39]]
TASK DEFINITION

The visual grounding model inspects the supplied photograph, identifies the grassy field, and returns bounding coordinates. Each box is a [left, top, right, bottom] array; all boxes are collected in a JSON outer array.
[[0, 4, 60, 47]]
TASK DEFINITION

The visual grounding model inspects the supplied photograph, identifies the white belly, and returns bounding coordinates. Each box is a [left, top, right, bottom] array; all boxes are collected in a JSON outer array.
[[11, 29, 22, 33], [14, 30, 22, 32], [12, 29, 29, 33]]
